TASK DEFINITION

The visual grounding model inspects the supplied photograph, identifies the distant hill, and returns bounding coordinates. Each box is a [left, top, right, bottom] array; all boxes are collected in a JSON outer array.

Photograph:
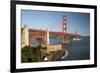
[[80, 36, 90, 38]]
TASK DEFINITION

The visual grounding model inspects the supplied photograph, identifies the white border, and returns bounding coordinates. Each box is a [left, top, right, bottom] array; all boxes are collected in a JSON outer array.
[[16, 4, 94, 69]]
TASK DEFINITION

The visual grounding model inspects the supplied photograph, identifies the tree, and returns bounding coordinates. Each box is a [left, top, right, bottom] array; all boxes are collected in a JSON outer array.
[[21, 44, 47, 62]]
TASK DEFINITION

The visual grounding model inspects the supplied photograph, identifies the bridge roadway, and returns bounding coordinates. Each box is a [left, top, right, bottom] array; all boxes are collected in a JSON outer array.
[[29, 28, 79, 45]]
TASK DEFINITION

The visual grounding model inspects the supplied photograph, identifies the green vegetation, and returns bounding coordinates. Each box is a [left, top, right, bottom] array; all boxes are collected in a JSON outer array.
[[21, 44, 47, 63]]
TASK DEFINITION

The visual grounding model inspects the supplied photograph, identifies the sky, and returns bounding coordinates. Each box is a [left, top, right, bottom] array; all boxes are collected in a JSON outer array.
[[21, 10, 90, 36]]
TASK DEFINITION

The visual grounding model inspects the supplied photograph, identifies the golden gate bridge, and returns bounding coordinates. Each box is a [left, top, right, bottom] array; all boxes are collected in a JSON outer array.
[[21, 16, 80, 48]]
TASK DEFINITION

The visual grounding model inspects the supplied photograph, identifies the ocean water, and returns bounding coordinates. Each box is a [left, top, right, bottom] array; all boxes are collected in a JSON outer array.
[[32, 37, 90, 60], [50, 37, 90, 60]]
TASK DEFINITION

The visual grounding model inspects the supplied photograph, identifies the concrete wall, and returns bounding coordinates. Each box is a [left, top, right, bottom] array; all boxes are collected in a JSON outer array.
[[47, 44, 62, 52]]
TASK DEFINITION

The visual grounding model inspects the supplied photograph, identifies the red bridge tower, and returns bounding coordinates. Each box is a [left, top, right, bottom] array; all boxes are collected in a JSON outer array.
[[62, 16, 67, 40], [62, 16, 67, 33]]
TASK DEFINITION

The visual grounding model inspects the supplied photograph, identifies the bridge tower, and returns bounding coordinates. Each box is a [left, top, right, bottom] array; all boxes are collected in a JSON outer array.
[[75, 29, 78, 35], [62, 16, 67, 33], [75, 29, 79, 38], [62, 16, 67, 41]]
